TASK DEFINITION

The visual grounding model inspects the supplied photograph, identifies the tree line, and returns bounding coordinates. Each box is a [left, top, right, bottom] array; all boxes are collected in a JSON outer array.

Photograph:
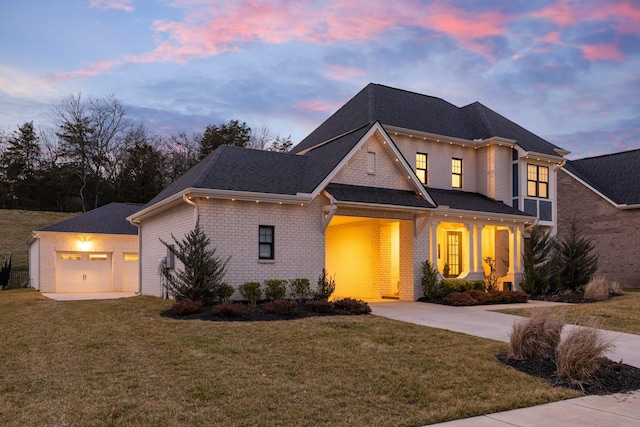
[[0, 94, 293, 212]]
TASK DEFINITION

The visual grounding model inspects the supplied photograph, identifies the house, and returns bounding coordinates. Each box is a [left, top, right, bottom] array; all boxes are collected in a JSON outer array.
[[558, 149, 640, 289], [128, 84, 568, 301], [28, 203, 142, 293]]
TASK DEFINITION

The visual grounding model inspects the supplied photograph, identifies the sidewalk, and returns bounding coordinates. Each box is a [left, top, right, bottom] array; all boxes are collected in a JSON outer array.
[[368, 301, 640, 426]]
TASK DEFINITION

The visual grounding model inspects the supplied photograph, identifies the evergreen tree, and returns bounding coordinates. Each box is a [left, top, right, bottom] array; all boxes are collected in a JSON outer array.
[[0, 122, 42, 208], [521, 225, 558, 295], [160, 221, 229, 304], [556, 220, 598, 290], [198, 119, 251, 159]]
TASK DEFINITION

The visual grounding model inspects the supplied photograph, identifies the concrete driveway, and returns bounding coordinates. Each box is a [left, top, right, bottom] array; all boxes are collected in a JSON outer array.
[[368, 300, 640, 426]]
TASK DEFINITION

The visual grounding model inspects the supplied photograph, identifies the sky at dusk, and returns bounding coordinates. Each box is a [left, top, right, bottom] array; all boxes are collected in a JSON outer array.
[[1, 0, 639, 159]]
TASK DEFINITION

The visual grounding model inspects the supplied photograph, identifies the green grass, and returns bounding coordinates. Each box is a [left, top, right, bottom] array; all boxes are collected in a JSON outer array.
[[0, 289, 579, 426], [497, 292, 640, 335], [0, 209, 78, 266]]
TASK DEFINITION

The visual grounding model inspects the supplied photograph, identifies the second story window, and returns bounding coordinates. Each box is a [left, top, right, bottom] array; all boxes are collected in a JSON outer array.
[[452, 158, 462, 188], [527, 164, 549, 198], [416, 153, 427, 184]]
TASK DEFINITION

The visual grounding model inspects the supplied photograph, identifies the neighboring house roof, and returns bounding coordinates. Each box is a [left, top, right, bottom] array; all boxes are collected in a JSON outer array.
[[325, 183, 435, 209], [428, 188, 533, 217], [563, 149, 640, 206], [291, 83, 565, 157], [40, 203, 143, 235]]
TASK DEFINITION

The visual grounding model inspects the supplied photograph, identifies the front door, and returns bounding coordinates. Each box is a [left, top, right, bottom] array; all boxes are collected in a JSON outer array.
[[446, 231, 462, 277]]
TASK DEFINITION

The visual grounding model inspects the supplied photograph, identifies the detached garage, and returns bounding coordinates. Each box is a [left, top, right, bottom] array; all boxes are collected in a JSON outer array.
[[28, 203, 142, 294]]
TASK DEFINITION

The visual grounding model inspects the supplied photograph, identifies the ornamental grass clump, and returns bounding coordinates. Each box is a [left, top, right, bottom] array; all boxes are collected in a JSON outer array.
[[584, 276, 623, 301], [509, 309, 564, 360], [556, 324, 614, 384]]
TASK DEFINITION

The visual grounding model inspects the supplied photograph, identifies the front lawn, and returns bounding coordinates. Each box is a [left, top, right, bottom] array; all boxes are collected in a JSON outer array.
[[497, 291, 640, 336], [0, 289, 578, 426]]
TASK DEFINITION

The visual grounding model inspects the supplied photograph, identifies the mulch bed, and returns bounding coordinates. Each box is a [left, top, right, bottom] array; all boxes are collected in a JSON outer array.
[[497, 352, 640, 395], [161, 301, 367, 322], [529, 289, 624, 304]]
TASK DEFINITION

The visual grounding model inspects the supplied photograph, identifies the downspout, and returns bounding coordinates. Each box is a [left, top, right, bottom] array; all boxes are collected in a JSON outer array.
[[127, 219, 143, 295], [183, 194, 199, 221]]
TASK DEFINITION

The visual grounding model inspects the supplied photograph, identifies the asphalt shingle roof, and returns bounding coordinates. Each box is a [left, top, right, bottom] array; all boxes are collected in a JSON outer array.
[[143, 125, 372, 209], [325, 183, 435, 209], [41, 203, 143, 235], [427, 188, 533, 217], [291, 83, 564, 157], [563, 149, 640, 205]]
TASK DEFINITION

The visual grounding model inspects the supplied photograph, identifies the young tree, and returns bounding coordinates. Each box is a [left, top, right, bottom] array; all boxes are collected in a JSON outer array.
[[521, 225, 558, 295], [198, 119, 251, 159], [556, 220, 598, 291], [159, 221, 229, 304]]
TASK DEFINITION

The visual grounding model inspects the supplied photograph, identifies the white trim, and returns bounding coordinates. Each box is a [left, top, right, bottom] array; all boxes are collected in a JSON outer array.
[[560, 167, 640, 210], [308, 122, 436, 206], [433, 205, 536, 224]]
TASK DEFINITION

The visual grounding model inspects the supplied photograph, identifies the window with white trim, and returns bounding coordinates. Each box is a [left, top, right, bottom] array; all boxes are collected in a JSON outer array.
[[452, 158, 462, 188], [527, 164, 549, 198], [416, 153, 427, 184]]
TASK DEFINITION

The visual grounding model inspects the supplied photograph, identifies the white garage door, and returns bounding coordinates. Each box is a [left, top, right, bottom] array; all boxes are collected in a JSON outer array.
[[56, 252, 113, 293]]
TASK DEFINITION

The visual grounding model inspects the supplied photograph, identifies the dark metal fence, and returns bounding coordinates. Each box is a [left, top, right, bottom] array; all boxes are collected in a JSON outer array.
[[6, 266, 29, 289]]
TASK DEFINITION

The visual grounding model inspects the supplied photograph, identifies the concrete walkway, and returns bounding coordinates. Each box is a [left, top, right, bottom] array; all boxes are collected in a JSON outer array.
[[42, 292, 137, 301], [368, 300, 640, 426]]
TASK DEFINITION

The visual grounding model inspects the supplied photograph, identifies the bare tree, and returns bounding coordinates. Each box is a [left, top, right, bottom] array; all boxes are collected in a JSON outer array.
[[161, 131, 200, 182], [51, 93, 132, 211]]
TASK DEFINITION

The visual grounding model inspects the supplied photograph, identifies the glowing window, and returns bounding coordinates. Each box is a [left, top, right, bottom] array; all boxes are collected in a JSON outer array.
[[416, 153, 427, 184], [452, 158, 462, 188], [124, 254, 139, 262], [60, 253, 81, 261], [89, 254, 108, 261], [527, 164, 549, 198]]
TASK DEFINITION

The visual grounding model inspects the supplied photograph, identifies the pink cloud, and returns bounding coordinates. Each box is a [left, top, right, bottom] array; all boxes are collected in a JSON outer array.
[[89, 0, 134, 12], [530, 0, 580, 26], [326, 65, 368, 81], [580, 43, 625, 61], [41, 59, 122, 83], [294, 100, 340, 112]]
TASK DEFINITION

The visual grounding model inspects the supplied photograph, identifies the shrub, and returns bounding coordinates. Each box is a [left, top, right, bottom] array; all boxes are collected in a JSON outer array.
[[421, 260, 441, 300], [304, 300, 335, 313], [215, 282, 235, 303], [441, 292, 478, 306], [289, 278, 311, 301], [556, 220, 598, 291], [521, 225, 558, 295], [333, 298, 371, 314], [313, 269, 336, 301], [440, 279, 485, 295], [509, 309, 564, 360], [239, 282, 261, 306], [609, 280, 623, 295], [212, 302, 248, 318], [171, 300, 204, 316], [556, 325, 614, 384], [584, 276, 611, 301], [263, 299, 298, 315], [483, 257, 499, 292], [159, 220, 229, 304], [490, 290, 529, 304], [264, 279, 287, 301]]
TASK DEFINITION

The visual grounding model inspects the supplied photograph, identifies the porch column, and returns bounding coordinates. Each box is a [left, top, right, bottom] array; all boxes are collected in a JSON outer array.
[[508, 226, 517, 276], [466, 223, 477, 273], [430, 220, 439, 269], [476, 224, 484, 274]]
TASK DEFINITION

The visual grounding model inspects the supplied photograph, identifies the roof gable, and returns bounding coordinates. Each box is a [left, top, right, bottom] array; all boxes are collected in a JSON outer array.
[[292, 83, 565, 157], [40, 203, 142, 235], [563, 149, 640, 206]]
